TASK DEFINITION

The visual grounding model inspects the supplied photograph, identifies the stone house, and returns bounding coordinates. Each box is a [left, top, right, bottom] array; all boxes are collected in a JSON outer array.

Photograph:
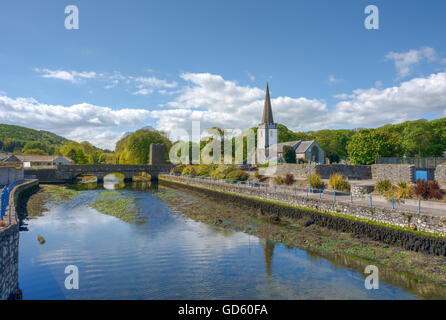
[[15, 155, 74, 168]]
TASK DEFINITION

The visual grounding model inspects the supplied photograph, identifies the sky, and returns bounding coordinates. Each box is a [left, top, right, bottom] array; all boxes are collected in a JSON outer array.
[[0, 0, 446, 150]]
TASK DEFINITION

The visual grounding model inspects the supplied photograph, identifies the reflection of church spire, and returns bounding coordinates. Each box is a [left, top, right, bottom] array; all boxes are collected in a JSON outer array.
[[261, 238, 275, 277]]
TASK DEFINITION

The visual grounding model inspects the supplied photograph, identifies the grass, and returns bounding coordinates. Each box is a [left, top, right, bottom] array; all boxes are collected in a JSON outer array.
[[89, 190, 141, 223]]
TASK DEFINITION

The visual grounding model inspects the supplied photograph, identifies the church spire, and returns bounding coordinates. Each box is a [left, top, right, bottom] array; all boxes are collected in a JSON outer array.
[[261, 83, 274, 124]]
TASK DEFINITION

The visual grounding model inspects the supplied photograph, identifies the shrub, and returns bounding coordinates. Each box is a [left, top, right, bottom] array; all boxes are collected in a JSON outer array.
[[307, 173, 324, 189], [210, 164, 238, 179], [181, 165, 197, 176], [195, 164, 215, 177], [254, 170, 260, 180], [386, 182, 411, 201], [284, 174, 294, 185], [273, 176, 285, 185], [413, 179, 442, 200], [170, 164, 185, 175], [283, 146, 297, 164], [225, 170, 248, 182], [328, 173, 350, 192], [375, 179, 393, 195]]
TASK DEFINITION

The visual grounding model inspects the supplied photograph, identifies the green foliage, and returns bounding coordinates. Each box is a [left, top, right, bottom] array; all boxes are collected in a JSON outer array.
[[210, 164, 238, 179], [282, 145, 297, 163], [346, 129, 401, 165], [225, 170, 248, 182], [170, 164, 185, 175], [195, 164, 216, 177], [181, 165, 197, 176], [328, 173, 350, 192], [308, 173, 324, 189], [114, 128, 172, 164], [23, 148, 48, 155], [375, 180, 393, 195]]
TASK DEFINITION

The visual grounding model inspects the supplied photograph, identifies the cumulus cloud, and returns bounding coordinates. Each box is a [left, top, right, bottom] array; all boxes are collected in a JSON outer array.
[[328, 75, 343, 83], [150, 72, 328, 137], [0, 95, 150, 149], [330, 72, 446, 128], [385, 46, 437, 78]]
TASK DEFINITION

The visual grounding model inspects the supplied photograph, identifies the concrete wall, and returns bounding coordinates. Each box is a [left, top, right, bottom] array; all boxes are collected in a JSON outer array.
[[161, 175, 446, 236], [372, 164, 415, 183]]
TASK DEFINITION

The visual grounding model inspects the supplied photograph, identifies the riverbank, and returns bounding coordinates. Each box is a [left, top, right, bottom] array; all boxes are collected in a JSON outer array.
[[159, 176, 446, 289]]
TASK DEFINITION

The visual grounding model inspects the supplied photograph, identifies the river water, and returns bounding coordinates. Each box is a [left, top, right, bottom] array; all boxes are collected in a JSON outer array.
[[17, 179, 436, 300]]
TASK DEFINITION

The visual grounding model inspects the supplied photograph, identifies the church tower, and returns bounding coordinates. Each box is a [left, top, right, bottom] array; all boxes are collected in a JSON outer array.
[[257, 83, 278, 158]]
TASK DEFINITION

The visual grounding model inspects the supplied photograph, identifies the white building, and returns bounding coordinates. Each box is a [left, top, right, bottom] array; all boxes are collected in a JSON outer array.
[[16, 155, 74, 168]]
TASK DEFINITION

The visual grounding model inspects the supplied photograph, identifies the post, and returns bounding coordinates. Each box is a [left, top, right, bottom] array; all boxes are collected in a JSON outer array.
[[294, 186, 296, 196], [392, 197, 394, 209], [418, 200, 421, 213], [350, 192, 353, 203], [309, 157, 312, 192], [370, 193, 372, 207], [320, 189, 322, 200], [334, 191, 336, 201]]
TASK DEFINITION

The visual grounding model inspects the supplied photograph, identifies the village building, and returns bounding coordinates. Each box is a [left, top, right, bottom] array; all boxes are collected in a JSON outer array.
[[254, 84, 325, 164], [0, 153, 24, 186], [15, 155, 74, 168]]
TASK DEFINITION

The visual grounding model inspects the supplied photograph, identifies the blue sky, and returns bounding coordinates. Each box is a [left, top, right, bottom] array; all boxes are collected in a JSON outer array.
[[0, 0, 446, 149]]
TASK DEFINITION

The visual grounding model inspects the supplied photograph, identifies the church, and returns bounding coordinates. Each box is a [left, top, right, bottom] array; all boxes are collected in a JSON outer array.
[[255, 84, 325, 164]]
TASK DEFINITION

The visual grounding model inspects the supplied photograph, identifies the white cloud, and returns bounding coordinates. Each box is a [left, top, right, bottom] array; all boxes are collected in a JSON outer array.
[[328, 75, 343, 83], [150, 73, 328, 137], [330, 72, 446, 128], [385, 46, 437, 79], [0, 95, 150, 149], [36, 68, 97, 83]]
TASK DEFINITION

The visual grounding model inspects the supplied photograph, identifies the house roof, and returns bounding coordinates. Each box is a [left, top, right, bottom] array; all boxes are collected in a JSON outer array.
[[15, 155, 74, 163], [270, 140, 316, 154], [0, 154, 22, 163]]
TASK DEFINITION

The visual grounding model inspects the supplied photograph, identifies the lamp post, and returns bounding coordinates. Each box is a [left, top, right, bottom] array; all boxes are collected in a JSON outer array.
[[308, 151, 312, 192]]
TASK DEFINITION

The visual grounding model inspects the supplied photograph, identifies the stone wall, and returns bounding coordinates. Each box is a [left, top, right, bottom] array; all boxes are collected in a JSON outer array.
[[0, 167, 24, 186], [0, 224, 19, 300], [0, 180, 38, 300], [371, 164, 415, 183], [315, 164, 371, 180], [436, 165, 446, 184], [260, 163, 371, 180], [160, 175, 446, 236]]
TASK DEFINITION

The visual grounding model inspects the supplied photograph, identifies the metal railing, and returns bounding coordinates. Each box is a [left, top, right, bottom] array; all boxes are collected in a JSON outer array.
[[168, 174, 446, 214], [0, 179, 28, 222]]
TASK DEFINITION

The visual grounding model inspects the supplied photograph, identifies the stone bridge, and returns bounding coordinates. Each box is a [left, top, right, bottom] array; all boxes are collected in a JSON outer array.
[[55, 164, 174, 182]]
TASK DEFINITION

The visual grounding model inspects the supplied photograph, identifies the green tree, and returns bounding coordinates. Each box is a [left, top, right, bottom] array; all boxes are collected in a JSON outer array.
[[347, 129, 401, 165], [283, 145, 297, 163]]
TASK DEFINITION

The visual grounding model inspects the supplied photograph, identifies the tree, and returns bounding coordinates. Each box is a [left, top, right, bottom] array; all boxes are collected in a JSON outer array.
[[401, 120, 435, 157], [283, 145, 297, 163], [347, 129, 401, 165]]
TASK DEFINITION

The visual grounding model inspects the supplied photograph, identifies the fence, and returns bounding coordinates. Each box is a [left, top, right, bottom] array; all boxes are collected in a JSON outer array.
[[170, 174, 446, 215], [376, 157, 446, 169], [0, 180, 27, 223]]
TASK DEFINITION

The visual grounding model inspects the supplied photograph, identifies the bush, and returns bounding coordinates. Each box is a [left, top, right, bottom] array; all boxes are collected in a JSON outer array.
[[284, 174, 294, 185], [413, 179, 442, 200], [273, 176, 285, 185], [283, 146, 297, 164], [385, 182, 411, 201], [195, 164, 215, 177], [170, 164, 185, 175], [375, 179, 393, 195], [328, 173, 350, 192], [210, 164, 238, 179], [225, 170, 248, 182], [307, 173, 324, 189], [254, 170, 260, 180], [181, 165, 197, 176]]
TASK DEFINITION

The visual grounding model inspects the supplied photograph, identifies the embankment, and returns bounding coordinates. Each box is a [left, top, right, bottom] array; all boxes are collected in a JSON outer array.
[[0, 180, 38, 300], [160, 175, 446, 256]]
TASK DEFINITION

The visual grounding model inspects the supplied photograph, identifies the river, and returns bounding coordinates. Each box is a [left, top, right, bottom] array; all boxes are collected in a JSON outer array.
[[17, 178, 439, 300]]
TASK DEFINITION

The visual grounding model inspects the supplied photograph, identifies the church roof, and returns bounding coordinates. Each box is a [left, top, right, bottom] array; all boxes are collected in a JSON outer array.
[[271, 140, 316, 154], [261, 83, 275, 124]]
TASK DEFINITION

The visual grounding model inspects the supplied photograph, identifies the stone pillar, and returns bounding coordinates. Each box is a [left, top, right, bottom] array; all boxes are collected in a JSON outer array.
[[149, 144, 166, 165]]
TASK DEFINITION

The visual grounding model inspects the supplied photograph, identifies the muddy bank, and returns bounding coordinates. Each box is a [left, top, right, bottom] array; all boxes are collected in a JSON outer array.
[[159, 179, 446, 291]]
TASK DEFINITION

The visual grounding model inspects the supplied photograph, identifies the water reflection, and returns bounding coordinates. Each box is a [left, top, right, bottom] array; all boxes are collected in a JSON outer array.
[[16, 181, 446, 300]]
